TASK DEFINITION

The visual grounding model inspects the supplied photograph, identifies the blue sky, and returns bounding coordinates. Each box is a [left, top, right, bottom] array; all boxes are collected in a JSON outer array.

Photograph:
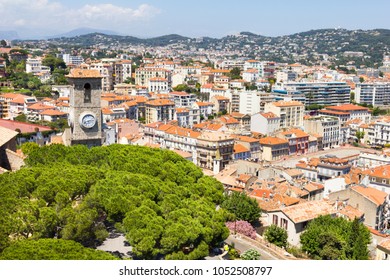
[[1, 0, 390, 38]]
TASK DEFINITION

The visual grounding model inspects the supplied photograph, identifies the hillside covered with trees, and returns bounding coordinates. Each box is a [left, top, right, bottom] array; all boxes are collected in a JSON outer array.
[[0, 144, 230, 260]]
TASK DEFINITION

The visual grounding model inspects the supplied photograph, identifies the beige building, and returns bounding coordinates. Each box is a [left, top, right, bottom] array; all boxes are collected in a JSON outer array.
[[376, 239, 390, 260], [211, 95, 231, 114], [329, 186, 389, 231], [196, 131, 234, 174], [145, 99, 175, 124], [259, 136, 289, 162], [135, 67, 171, 88], [267, 200, 337, 246], [304, 116, 340, 149], [264, 101, 304, 129]]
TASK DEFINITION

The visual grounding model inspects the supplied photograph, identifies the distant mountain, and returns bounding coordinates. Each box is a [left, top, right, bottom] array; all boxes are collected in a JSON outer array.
[[0, 30, 19, 40], [47, 28, 120, 39], [14, 28, 390, 67], [47, 32, 191, 47]]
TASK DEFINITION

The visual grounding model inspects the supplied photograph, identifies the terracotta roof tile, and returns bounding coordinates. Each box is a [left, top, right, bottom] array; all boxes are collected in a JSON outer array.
[[271, 101, 304, 107], [67, 69, 102, 78], [260, 112, 279, 119], [234, 143, 250, 154], [351, 186, 388, 206], [326, 104, 369, 112], [40, 109, 67, 116], [146, 99, 174, 106], [278, 200, 337, 223], [259, 136, 288, 145]]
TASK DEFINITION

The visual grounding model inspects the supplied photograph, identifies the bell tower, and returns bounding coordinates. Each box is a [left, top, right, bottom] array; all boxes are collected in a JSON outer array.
[[66, 69, 103, 147]]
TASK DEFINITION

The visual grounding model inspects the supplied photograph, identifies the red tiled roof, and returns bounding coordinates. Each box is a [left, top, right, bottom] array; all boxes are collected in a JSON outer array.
[[0, 119, 52, 133], [362, 165, 390, 180], [40, 109, 67, 116], [351, 186, 388, 206], [234, 143, 250, 154], [260, 112, 278, 119], [259, 136, 288, 145], [165, 126, 200, 138], [326, 104, 369, 112], [67, 68, 102, 78], [213, 95, 230, 101], [146, 99, 174, 106], [271, 101, 303, 107], [319, 109, 350, 115]]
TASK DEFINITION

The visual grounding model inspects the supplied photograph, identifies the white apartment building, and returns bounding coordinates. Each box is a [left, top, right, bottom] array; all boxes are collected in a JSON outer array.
[[355, 82, 390, 106], [89, 62, 113, 91], [62, 54, 84, 65], [304, 116, 341, 149], [163, 126, 199, 163], [135, 68, 172, 89], [372, 117, 390, 147], [244, 59, 264, 76], [25, 58, 51, 82], [359, 152, 390, 168], [26, 58, 43, 74], [169, 91, 196, 108], [242, 69, 259, 83], [238, 90, 275, 115], [220, 60, 245, 70], [319, 104, 371, 125], [282, 82, 351, 106], [275, 70, 298, 83], [250, 112, 281, 135], [114, 60, 132, 84], [264, 101, 304, 129], [148, 77, 169, 93], [192, 102, 214, 120]]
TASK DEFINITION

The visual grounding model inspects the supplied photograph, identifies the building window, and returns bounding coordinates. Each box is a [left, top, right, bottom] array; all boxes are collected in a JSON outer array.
[[281, 218, 288, 230], [84, 83, 91, 103], [272, 215, 278, 226]]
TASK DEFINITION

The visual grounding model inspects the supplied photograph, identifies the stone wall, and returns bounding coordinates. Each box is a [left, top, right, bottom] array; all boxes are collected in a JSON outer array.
[[5, 149, 25, 171]]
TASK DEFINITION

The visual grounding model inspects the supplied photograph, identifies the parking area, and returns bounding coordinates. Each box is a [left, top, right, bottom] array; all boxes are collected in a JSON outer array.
[[272, 146, 376, 168]]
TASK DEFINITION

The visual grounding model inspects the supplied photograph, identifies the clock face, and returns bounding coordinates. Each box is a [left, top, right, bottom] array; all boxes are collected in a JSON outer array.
[[80, 113, 96, 129]]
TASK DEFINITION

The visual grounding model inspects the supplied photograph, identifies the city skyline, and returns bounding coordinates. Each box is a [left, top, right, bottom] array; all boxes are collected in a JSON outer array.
[[1, 0, 390, 39]]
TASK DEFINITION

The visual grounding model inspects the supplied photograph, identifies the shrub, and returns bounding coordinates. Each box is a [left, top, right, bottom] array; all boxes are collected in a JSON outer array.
[[225, 220, 257, 239], [240, 248, 261, 260], [264, 225, 288, 248]]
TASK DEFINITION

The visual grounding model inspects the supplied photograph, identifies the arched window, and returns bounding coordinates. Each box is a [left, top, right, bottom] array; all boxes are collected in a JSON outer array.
[[84, 83, 91, 103]]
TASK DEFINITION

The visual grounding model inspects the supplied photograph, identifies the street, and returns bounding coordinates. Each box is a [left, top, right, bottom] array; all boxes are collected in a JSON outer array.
[[225, 235, 279, 260]]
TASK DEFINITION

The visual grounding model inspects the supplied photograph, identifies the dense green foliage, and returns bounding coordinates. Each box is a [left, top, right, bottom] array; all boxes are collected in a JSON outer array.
[[0, 144, 229, 259], [228, 67, 242, 80], [300, 216, 371, 260], [42, 54, 66, 72], [240, 248, 261, 260], [0, 239, 117, 260], [264, 225, 288, 248], [221, 192, 261, 224]]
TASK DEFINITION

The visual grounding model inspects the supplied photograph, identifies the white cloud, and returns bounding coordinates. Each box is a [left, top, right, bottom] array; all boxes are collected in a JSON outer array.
[[0, 0, 160, 34]]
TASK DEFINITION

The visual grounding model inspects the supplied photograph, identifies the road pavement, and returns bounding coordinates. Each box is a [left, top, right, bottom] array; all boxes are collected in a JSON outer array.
[[225, 235, 279, 260]]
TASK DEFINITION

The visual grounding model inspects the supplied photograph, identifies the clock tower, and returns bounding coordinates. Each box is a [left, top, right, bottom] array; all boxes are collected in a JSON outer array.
[[66, 69, 103, 147]]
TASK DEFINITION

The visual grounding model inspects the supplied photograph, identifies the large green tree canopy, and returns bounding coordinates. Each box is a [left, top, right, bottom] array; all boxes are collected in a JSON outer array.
[[221, 192, 261, 224], [0, 144, 229, 260], [0, 239, 118, 260], [300, 215, 371, 260]]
